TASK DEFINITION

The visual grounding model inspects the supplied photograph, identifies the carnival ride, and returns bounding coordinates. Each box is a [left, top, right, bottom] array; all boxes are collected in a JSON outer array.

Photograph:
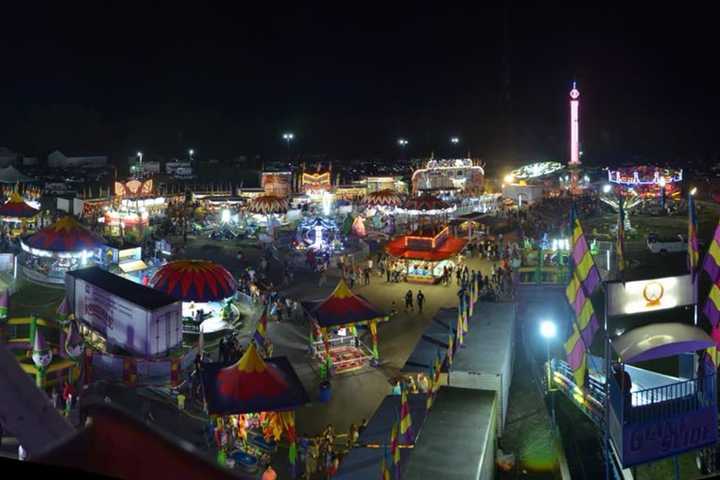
[[0, 191, 40, 236], [510, 161, 565, 180], [150, 260, 239, 335], [20, 216, 105, 285]]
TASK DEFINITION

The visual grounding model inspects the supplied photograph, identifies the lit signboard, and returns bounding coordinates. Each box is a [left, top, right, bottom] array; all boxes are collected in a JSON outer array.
[[606, 274, 697, 317]]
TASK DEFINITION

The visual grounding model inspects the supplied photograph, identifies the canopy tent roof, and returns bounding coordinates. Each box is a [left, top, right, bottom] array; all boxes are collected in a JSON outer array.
[[302, 279, 387, 328], [401, 194, 451, 212], [246, 195, 288, 214], [385, 236, 467, 261], [0, 166, 34, 184], [613, 322, 714, 364], [23, 216, 105, 252], [150, 260, 237, 303], [201, 343, 309, 415], [0, 191, 39, 218], [363, 188, 404, 207]]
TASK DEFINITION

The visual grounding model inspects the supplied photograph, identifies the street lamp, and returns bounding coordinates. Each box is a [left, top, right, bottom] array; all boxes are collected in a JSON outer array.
[[450, 137, 460, 158], [398, 138, 408, 147], [283, 133, 295, 161], [137, 151, 143, 165], [690, 187, 698, 196], [189, 148, 195, 158], [540, 320, 557, 426]]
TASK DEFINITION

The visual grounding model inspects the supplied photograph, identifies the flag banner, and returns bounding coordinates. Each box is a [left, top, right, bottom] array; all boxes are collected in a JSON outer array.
[[704, 284, 720, 328], [399, 383, 413, 443], [705, 239, 720, 282], [689, 194, 700, 275]]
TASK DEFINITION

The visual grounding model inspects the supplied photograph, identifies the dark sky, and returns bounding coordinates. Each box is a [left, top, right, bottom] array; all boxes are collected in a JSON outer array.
[[0, 3, 717, 167]]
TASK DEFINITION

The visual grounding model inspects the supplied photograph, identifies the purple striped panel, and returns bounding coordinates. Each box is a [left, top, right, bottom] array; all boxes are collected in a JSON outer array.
[[705, 298, 720, 328]]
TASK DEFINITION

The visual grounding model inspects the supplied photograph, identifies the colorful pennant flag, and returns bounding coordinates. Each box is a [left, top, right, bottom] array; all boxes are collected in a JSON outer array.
[[380, 455, 391, 480], [689, 194, 700, 277], [390, 421, 400, 478], [569, 206, 601, 295], [399, 382, 413, 443], [564, 206, 602, 389], [703, 218, 720, 281], [704, 283, 720, 328], [253, 307, 269, 349]]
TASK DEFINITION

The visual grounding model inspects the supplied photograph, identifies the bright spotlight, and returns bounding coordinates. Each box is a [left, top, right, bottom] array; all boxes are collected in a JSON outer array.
[[504, 174, 514, 184], [540, 320, 557, 339], [690, 187, 698, 196], [221, 209, 231, 223], [602, 184, 612, 194]]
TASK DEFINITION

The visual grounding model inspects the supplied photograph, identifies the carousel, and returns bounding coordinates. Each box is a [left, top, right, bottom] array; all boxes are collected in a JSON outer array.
[[385, 224, 468, 284], [150, 260, 239, 335], [0, 191, 40, 236], [20, 216, 105, 285], [303, 279, 388, 376], [201, 342, 309, 475]]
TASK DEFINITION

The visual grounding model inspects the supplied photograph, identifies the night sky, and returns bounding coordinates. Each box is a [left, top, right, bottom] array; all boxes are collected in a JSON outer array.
[[0, 3, 716, 167]]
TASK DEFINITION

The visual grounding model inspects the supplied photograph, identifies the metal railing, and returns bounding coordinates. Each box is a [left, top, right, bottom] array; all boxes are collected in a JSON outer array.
[[625, 374, 715, 424]]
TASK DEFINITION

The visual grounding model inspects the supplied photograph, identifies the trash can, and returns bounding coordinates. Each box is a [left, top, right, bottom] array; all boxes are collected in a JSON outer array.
[[318, 381, 331, 403]]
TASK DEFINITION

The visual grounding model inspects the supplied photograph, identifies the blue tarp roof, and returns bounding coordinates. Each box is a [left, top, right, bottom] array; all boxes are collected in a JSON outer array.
[[335, 444, 412, 480], [402, 338, 443, 373], [356, 394, 427, 446]]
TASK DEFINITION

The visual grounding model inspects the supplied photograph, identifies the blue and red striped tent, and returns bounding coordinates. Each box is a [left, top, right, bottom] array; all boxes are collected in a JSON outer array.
[[150, 260, 237, 303], [24, 216, 104, 252], [0, 192, 39, 219], [201, 343, 309, 415], [303, 279, 387, 328]]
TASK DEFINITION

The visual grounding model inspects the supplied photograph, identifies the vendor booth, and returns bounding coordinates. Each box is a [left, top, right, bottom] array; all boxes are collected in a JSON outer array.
[[201, 343, 309, 475], [150, 260, 239, 335], [385, 225, 467, 284], [20, 216, 105, 285], [0, 192, 40, 236], [303, 280, 387, 376]]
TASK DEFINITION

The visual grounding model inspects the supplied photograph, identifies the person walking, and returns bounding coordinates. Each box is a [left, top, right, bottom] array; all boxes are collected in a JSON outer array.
[[405, 290, 414, 312], [417, 290, 425, 313]]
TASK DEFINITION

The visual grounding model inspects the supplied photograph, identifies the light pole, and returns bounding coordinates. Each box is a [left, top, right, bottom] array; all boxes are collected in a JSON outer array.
[[540, 320, 557, 427], [398, 138, 408, 161], [283, 133, 295, 162], [450, 137, 460, 157]]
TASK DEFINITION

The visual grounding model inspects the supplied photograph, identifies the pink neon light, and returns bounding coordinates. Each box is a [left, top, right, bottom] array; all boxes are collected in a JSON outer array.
[[569, 85, 580, 165]]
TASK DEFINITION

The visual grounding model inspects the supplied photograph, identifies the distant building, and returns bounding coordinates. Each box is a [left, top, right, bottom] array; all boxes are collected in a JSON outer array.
[[48, 150, 108, 169], [128, 158, 161, 176], [0, 147, 18, 167], [166, 160, 194, 179]]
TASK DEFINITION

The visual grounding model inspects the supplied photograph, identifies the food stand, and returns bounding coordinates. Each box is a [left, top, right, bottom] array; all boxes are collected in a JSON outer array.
[[385, 225, 467, 284], [0, 192, 40, 237]]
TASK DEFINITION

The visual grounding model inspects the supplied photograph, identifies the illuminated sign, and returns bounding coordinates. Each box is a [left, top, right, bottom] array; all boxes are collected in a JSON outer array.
[[621, 407, 717, 467], [607, 169, 683, 186], [606, 274, 697, 316], [114, 179, 154, 197]]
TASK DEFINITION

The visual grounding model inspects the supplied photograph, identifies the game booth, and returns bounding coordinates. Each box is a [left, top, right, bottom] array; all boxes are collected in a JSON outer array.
[[0, 191, 40, 237], [385, 225, 467, 284], [201, 342, 310, 475], [303, 280, 388, 376], [150, 260, 240, 336], [19, 216, 105, 285]]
